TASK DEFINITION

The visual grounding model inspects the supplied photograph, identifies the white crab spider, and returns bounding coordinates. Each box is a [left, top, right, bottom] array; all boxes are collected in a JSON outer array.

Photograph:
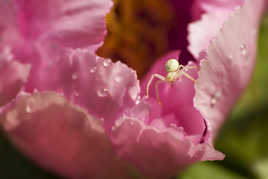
[[146, 59, 197, 104]]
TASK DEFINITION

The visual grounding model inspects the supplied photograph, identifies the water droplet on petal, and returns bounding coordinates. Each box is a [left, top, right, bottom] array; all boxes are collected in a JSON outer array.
[[72, 73, 78, 80], [210, 99, 217, 107], [103, 60, 109, 67], [240, 44, 247, 56], [73, 91, 79, 97], [188, 61, 194, 65], [128, 86, 139, 101], [97, 88, 109, 97], [90, 67, 96, 73], [210, 90, 222, 108], [114, 76, 123, 83], [33, 88, 39, 93], [1, 46, 13, 61], [26, 105, 32, 113], [135, 96, 141, 104]]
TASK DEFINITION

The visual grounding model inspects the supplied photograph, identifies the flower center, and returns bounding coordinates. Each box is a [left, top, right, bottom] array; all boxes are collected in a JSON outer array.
[[97, 0, 179, 78]]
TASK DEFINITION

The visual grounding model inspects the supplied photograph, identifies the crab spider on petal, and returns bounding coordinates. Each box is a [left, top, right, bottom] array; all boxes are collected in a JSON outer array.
[[146, 59, 197, 104]]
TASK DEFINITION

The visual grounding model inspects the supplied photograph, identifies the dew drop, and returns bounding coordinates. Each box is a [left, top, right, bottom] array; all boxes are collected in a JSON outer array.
[[210, 90, 221, 107], [103, 60, 109, 67], [240, 44, 247, 56], [114, 76, 123, 83], [2, 46, 13, 61], [90, 67, 96, 73], [129, 86, 138, 101], [135, 96, 141, 104], [210, 98, 217, 107], [72, 73, 78, 80], [188, 61, 194, 65], [97, 88, 109, 97], [26, 105, 32, 113], [33, 88, 39, 93], [73, 91, 79, 97]]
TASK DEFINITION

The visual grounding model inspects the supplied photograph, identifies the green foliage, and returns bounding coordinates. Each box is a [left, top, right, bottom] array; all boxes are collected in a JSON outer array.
[[179, 162, 247, 179], [0, 133, 60, 179]]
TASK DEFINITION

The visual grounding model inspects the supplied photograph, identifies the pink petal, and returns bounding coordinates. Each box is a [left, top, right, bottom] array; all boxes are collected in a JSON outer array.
[[9, 0, 119, 106], [0, 0, 15, 31], [110, 0, 265, 175], [188, 0, 244, 58], [109, 51, 224, 178], [15, 0, 113, 50], [141, 51, 205, 136], [0, 47, 30, 106], [1, 0, 113, 75], [0, 0, 21, 48], [193, 0, 244, 15], [0, 92, 136, 178], [27, 49, 140, 128], [194, 0, 265, 140], [111, 115, 224, 178]]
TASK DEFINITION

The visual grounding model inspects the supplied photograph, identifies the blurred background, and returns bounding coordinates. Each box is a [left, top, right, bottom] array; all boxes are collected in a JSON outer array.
[[1, 0, 268, 178]]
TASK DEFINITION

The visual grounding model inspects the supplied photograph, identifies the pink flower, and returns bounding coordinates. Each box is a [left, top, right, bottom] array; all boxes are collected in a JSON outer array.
[[0, 0, 265, 178]]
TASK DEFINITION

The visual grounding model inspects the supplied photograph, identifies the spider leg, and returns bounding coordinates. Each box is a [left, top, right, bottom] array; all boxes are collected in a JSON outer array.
[[155, 80, 166, 104], [181, 71, 196, 82], [146, 74, 166, 98]]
